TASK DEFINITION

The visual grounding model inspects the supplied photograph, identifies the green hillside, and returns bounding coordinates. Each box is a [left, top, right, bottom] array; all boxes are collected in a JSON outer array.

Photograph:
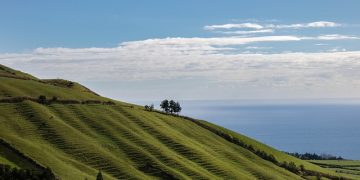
[[0, 65, 352, 179]]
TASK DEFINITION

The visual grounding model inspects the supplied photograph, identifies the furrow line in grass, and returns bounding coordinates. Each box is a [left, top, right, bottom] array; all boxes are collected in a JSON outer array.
[[96, 106, 218, 179], [60, 106, 140, 179], [70, 106, 190, 179], [102, 106, 219, 179], [14, 103, 131, 179], [114, 106, 233, 178]]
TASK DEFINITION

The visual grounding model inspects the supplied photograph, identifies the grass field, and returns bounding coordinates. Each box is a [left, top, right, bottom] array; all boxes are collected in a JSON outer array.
[[309, 160, 360, 179], [0, 65, 354, 179]]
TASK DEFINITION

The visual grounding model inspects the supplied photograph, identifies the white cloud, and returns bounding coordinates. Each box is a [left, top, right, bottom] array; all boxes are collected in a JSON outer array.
[[205, 21, 341, 32], [316, 34, 360, 40], [1, 37, 360, 85], [204, 23, 264, 30], [266, 21, 340, 29], [204, 21, 342, 38], [119, 36, 301, 48], [218, 29, 274, 35], [315, 43, 328, 46], [1, 18, 359, 99], [299, 34, 360, 40], [307, 21, 340, 28], [245, 46, 272, 50], [327, 47, 347, 52]]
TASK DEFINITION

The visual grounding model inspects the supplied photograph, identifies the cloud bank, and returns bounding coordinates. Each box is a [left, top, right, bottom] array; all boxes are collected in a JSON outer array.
[[1, 36, 360, 90], [1, 20, 360, 99]]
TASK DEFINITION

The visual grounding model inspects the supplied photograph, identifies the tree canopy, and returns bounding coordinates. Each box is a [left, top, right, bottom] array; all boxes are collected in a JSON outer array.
[[160, 99, 181, 114]]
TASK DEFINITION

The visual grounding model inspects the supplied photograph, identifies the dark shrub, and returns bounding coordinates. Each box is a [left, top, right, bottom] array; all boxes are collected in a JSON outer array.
[[38, 95, 47, 104], [82, 100, 102, 104], [145, 104, 155, 111], [58, 99, 81, 104], [103, 101, 115, 105], [96, 171, 103, 180], [288, 162, 299, 173], [300, 164, 305, 172], [145, 105, 150, 110], [51, 96, 58, 101]]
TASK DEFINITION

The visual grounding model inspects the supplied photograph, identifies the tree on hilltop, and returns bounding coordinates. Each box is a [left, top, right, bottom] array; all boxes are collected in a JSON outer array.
[[160, 99, 170, 113], [174, 101, 182, 114], [160, 99, 182, 114], [169, 100, 176, 113]]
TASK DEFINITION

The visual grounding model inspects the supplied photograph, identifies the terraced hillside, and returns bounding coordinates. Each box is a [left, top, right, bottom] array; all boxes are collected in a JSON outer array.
[[0, 65, 351, 179]]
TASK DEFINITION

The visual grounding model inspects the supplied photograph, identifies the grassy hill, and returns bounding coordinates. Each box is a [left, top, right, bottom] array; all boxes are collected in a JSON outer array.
[[0, 65, 353, 179]]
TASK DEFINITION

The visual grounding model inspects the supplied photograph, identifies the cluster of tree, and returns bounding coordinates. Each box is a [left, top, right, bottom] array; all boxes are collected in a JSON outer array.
[[160, 99, 182, 114], [0, 164, 56, 180], [255, 150, 277, 164], [144, 104, 154, 111], [279, 161, 304, 174], [286, 152, 344, 160]]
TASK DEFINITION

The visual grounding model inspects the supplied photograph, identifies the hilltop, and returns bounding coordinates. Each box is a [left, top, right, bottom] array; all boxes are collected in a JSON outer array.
[[0, 65, 353, 179]]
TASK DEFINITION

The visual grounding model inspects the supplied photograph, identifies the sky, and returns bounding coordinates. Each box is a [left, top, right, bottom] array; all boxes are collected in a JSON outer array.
[[1, 0, 360, 102]]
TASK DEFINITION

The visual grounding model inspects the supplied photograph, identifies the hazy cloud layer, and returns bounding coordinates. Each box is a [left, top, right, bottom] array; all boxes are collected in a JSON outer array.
[[1, 37, 360, 90], [1, 20, 360, 99]]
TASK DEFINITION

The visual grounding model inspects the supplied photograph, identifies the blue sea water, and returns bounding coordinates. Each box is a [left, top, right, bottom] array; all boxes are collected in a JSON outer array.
[[178, 100, 360, 160]]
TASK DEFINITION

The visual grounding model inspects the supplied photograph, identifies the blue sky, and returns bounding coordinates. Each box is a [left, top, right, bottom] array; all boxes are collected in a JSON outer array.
[[1, 0, 359, 52], [1, 0, 360, 101]]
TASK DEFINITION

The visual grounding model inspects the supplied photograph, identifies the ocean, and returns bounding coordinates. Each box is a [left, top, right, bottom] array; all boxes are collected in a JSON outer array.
[[178, 100, 360, 160]]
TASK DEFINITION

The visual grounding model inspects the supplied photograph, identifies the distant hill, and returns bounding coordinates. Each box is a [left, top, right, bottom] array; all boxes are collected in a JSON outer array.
[[0, 64, 353, 179]]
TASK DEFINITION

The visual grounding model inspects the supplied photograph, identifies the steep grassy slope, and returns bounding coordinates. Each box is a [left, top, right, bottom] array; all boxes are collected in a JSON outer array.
[[0, 65, 351, 179]]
